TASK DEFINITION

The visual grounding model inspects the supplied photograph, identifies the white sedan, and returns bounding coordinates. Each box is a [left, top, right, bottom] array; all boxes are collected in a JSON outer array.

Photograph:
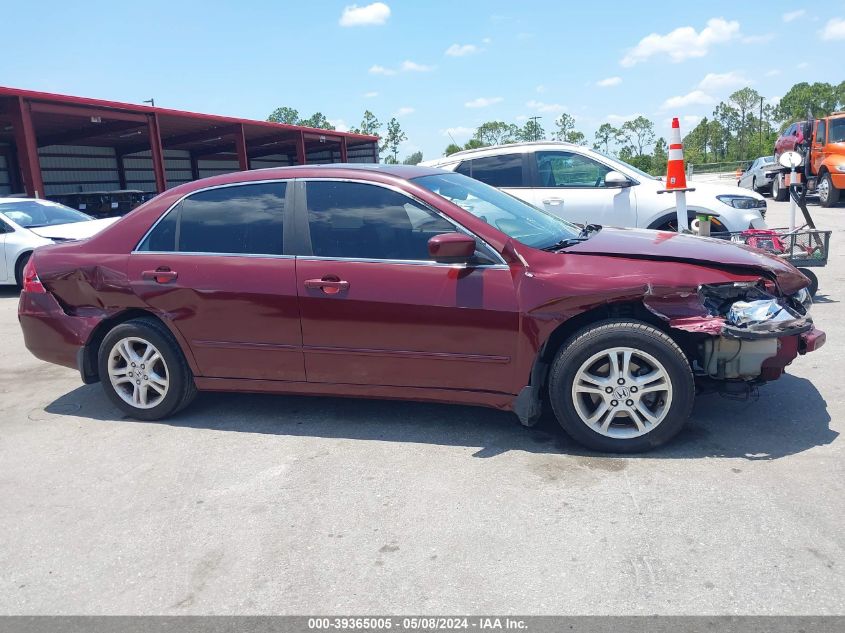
[[422, 142, 768, 234], [0, 198, 118, 287], [738, 156, 779, 195]]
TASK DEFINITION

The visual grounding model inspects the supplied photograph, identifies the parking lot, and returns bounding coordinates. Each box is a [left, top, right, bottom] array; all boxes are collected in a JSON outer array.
[[0, 197, 843, 615]]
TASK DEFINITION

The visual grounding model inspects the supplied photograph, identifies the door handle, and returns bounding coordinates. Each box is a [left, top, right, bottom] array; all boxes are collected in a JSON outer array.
[[304, 278, 350, 294], [542, 197, 564, 205], [141, 268, 178, 283]]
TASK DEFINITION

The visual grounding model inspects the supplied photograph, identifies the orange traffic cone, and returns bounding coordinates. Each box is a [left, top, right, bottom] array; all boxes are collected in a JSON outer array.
[[665, 117, 688, 190]]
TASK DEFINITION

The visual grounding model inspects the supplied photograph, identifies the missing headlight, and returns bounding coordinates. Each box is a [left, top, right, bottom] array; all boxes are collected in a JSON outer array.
[[699, 281, 809, 331]]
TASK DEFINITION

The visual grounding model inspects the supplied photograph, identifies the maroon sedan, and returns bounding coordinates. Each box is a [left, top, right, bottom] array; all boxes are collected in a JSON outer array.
[[19, 165, 824, 452]]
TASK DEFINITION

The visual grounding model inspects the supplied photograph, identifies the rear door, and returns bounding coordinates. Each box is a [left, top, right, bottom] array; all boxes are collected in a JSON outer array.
[[528, 150, 637, 227], [128, 180, 305, 382], [294, 179, 520, 393]]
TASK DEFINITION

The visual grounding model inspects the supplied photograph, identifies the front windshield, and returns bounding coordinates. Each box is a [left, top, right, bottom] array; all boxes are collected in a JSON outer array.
[[830, 118, 845, 143], [413, 172, 580, 249], [0, 200, 92, 228], [594, 151, 657, 180]]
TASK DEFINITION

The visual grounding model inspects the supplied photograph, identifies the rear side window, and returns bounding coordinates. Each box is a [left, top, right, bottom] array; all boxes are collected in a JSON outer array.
[[138, 182, 286, 255], [458, 154, 524, 187], [305, 181, 455, 260]]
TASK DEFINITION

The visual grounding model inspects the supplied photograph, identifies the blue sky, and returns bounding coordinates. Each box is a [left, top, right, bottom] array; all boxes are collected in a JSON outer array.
[[2, 1, 841, 160]]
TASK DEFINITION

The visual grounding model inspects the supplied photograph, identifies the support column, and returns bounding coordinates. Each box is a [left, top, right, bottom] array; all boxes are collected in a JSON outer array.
[[3, 145, 23, 194], [340, 137, 348, 163], [10, 97, 44, 198], [296, 131, 306, 166], [115, 150, 127, 190], [189, 153, 200, 181], [147, 113, 167, 193], [235, 124, 249, 171]]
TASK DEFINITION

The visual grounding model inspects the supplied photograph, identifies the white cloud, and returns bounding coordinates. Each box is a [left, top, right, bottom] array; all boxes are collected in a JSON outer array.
[[339, 2, 391, 27], [515, 115, 528, 122], [621, 17, 740, 66], [526, 100, 567, 113], [597, 76, 622, 88], [765, 69, 781, 77], [769, 95, 782, 107], [328, 119, 350, 132], [821, 17, 845, 40], [395, 106, 415, 116], [535, 84, 546, 93], [481, 37, 492, 44], [660, 90, 715, 110], [364, 91, 379, 98], [796, 61, 809, 69], [441, 126, 475, 139], [465, 96, 503, 108], [369, 64, 396, 75], [445, 43, 479, 57], [697, 71, 751, 92], [783, 9, 806, 22], [401, 60, 434, 72]]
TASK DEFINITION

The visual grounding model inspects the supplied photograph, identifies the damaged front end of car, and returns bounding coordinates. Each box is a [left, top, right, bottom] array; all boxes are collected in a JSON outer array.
[[644, 278, 825, 392]]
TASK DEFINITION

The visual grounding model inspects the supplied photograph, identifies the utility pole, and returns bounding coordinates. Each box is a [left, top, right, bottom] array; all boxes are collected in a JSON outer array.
[[143, 98, 155, 107]]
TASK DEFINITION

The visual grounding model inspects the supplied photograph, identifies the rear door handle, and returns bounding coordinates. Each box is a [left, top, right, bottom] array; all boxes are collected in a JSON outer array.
[[141, 268, 178, 283], [542, 197, 564, 205], [304, 278, 350, 294]]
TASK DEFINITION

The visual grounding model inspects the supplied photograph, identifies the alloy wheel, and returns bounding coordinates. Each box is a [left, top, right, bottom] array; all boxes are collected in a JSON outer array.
[[570, 346, 673, 439], [819, 177, 830, 204], [107, 336, 170, 409]]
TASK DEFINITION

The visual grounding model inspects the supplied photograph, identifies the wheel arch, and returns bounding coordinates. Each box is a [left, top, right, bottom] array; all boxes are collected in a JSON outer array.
[[80, 308, 199, 383], [13, 249, 33, 286]]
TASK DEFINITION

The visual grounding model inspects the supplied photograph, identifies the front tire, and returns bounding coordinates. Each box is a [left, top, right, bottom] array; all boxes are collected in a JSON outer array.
[[98, 317, 197, 420], [14, 252, 31, 289], [548, 320, 695, 453], [818, 172, 840, 208]]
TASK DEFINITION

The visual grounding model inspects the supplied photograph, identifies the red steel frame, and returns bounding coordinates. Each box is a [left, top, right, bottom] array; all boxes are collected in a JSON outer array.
[[0, 86, 379, 198]]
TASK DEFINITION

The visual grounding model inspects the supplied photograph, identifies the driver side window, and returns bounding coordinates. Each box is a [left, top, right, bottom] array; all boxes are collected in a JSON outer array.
[[534, 151, 611, 188]]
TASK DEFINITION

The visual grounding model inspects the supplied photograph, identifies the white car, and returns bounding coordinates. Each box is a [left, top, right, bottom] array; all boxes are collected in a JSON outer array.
[[0, 198, 118, 287], [421, 142, 767, 234], [737, 155, 779, 195]]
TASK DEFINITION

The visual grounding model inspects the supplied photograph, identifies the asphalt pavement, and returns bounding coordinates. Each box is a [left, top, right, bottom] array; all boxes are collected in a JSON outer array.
[[0, 195, 842, 615]]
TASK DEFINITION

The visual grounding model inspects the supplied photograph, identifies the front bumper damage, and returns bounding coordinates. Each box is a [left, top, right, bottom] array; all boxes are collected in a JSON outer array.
[[644, 281, 825, 383]]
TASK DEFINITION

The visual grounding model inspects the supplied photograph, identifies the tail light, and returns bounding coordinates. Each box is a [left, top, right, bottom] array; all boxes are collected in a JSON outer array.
[[22, 257, 46, 294]]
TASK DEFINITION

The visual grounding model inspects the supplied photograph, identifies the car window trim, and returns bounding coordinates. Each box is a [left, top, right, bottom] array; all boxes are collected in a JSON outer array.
[[294, 177, 508, 267], [132, 179, 292, 255]]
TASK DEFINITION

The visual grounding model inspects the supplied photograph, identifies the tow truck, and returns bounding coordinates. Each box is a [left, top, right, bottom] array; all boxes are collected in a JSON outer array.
[[773, 111, 845, 207]]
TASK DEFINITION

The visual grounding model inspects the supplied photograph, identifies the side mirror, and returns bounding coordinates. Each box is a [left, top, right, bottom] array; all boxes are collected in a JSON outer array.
[[428, 232, 476, 264], [605, 170, 632, 188]]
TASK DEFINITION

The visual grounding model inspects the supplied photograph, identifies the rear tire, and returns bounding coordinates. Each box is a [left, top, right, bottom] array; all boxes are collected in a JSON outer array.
[[97, 317, 197, 420], [772, 174, 788, 202], [818, 172, 840, 208], [547, 320, 695, 453]]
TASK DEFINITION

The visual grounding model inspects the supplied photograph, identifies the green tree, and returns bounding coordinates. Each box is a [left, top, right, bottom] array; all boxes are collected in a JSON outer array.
[[300, 112, 335, 130], [728, 87, 762, 160], [381, 117, 407, 163], [267, 106, 300, 124], [351, 110, 382, 136], [552, 113, 585, 144], [520, 119, 545, 142], [402, 150, 423, 165], [463, 138, 486, 150], [475, 121, 521, 145], [618, 116, 655, 156], [775, 82, 840, 123], [651, 137, 668, 176], [444, 143, 463, 156], [593, 123, 617, 154]]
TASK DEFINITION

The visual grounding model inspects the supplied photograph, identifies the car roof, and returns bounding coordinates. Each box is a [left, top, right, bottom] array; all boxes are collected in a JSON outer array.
[[251, 163, 443, 179], [420, 141, 581, 165]]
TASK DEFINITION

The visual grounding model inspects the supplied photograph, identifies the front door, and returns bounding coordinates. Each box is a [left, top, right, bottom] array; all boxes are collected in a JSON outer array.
[[295, 179, 520, 393], [528, 150, 638, 227], [129, 181, 305, 382]]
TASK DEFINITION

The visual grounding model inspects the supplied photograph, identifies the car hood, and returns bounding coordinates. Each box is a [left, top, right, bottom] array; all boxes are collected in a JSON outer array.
[[563, 227, 808, 293], [28, 217, 119, 240]]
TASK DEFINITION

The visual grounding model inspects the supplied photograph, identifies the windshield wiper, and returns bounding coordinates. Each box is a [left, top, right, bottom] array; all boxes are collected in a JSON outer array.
[[541, 237, 588, 251]]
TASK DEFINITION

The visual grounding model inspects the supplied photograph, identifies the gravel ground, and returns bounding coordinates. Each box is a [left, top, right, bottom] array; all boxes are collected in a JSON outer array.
[[0, 196, 842, 615]]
